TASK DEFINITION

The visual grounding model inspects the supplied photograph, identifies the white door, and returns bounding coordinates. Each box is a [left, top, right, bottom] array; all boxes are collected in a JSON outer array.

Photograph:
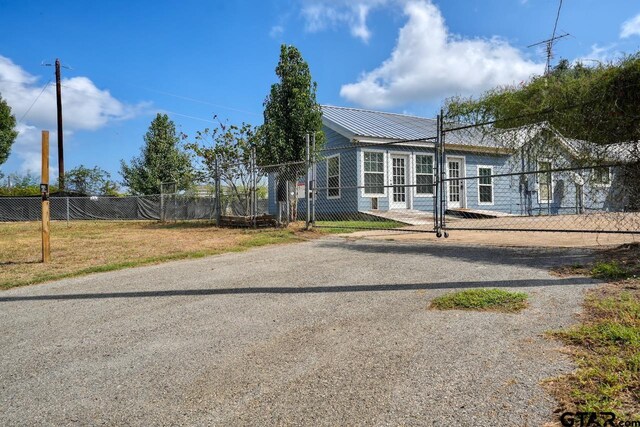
[[390, 155, 409, 209], [447, 157, 465, 209]]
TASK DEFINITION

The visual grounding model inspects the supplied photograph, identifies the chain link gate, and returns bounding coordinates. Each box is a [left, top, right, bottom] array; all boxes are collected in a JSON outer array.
[[306, 107, 640, 238]]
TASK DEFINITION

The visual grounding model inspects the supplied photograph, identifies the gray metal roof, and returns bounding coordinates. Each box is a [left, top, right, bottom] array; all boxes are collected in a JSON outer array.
[[321, 105, 498, 149], [321, 105, 437, 141]]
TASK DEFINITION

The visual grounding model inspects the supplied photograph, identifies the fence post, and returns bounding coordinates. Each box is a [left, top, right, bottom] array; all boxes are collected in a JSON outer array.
[[434, 114, 440, 234], [41, 130, 51, 263], [311, 133, 316, 225], [439, 110, 447, 236], [305, 133, 310, 230], [252, 146, 257, 229], [66, 196, 70, 227], [215, 155, 222, 226], [160, 185, 165, 222]]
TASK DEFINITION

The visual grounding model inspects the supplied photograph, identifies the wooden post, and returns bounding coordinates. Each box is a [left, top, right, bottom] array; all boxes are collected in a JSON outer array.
[[41, 131, 51, 263]]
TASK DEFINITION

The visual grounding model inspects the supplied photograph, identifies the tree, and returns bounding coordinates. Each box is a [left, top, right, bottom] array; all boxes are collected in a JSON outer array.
[[444, 55, 640, 146], [120, 113, 193, 195], [258, 45, 324, 222], [65, 165, 120, 195], [257, 44, 324, 165], [445, 54, 640, 209], [187, 120, 259, 216], [0, 94, 18, 168], [0, 172, 58, 196]]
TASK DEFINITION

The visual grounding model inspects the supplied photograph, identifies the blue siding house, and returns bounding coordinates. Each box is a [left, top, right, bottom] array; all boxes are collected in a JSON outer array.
[[269, 105, 624, 221]]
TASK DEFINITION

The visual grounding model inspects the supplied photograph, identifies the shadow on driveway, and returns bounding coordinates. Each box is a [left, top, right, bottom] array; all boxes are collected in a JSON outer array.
[[0, 276, 596, 302], [319, 239, 594, 270]]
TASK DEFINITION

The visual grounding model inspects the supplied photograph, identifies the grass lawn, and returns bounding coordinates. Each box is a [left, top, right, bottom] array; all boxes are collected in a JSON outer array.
[[313, 220, 404, 233], [547, 243, 640, 421], [0, 221, 313, 290], [429, 288, 528, 312]]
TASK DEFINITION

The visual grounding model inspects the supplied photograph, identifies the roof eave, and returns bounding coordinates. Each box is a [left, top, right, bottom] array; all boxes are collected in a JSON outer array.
[[322, 116, 356, 141]]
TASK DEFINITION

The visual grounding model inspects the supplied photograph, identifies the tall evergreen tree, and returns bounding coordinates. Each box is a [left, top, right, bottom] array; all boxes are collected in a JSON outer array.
[[258, 44, 324, 165], [120, 113, 193, 195], [0, 94, 18, 168]]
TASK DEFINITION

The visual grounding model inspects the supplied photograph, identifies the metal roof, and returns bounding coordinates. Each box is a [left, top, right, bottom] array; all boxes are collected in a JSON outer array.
[[320, 105, 498, 149], [321, 105, 437, 141]]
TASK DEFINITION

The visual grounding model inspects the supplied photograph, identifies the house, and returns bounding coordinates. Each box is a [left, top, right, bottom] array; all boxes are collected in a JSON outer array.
[[268, 105, 627, 221]]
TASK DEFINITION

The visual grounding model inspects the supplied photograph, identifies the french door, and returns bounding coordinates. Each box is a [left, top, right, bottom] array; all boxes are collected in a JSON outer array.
[[390, 155, 409, 209], [447, 157, 465, 209]]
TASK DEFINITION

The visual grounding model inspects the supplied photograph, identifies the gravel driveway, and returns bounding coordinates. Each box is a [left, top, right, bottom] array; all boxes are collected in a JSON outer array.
[[0, 237, 599, 426]]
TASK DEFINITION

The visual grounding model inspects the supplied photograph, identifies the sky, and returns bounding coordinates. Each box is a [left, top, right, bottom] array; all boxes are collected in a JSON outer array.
[[1, 0, 639, 182]]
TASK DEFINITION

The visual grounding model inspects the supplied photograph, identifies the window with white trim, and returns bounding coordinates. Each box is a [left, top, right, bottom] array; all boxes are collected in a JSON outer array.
[[327, 155, 340, 199], [478, 166, 493, 204], [363, 151, 384, 195], [415, 154, 434, 196], [593, 166, 611, 186], [538, 161, 552, 202]]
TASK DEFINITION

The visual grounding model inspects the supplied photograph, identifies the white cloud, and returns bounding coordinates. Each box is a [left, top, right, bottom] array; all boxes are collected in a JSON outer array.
[[0, 55, 145, 173], [574, 44, 620, 65], [620, 13, 640, 38], [339, 0, 544, 108], [301, 0, 389, 43], [269, 25, 284, 38]]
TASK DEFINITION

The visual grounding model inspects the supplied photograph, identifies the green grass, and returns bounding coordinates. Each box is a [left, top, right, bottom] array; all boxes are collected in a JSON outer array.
[[549, 291, 640, 419], [591, 261, 630, 280], [314, 220, 404, 234], [430, 288, 528, 312]]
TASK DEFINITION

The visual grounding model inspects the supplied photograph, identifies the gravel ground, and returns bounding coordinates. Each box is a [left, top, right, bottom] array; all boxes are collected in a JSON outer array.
[[0, 237, 599, 426]]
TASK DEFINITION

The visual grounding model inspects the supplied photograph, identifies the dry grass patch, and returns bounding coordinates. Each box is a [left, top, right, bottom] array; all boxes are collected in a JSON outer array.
[[0, 221, 313, 289], [546, 243, 640, 421]]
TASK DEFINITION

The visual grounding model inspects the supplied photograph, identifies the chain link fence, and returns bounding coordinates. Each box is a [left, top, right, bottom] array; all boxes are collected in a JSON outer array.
[[304, 116, 640, 236], [0, 195, 219, 222], [3, 111, 638, 236]]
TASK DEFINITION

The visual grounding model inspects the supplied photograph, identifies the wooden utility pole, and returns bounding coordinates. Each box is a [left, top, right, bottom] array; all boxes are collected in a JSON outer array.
[[55, 58, 65, 190], [41, 131, 51, 263]]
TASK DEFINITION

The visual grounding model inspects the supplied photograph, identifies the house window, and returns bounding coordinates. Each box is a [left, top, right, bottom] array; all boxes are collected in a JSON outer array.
[[593, 167, 611, 186], [415, 154, 434, 196], [363, 151, 384, 195], [538, 161, 553, 202], [327, 155, 340, 199], [478, 166, 493, 204]]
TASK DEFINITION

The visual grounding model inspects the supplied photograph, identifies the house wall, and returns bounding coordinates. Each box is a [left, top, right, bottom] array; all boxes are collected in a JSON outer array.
[[355, 146, 519, 214], [312, 127, 358, 216], [509, 143, 618, 215], [268, 127, 619, 218], [267, 126, 358, 218]]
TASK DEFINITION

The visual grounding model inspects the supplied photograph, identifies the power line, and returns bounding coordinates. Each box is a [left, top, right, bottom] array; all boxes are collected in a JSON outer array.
[[17, 80, 51, 124], [127, 85, 260, 116], [58, 83, 241, 125]]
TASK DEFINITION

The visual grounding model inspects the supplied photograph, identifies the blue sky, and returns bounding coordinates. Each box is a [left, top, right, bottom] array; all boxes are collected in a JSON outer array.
[[1, 0, 639, 181]]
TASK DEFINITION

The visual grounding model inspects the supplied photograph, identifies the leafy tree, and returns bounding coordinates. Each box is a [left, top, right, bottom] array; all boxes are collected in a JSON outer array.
[[188, 121, 260, 216], [0, 172, 59, 196], [0, 94, 18, 168], [120, 113, 193, 195], [65, 165, 120, 195], [444, 55, 640, 146], [445, 54, 640, 209], [257, 44, 324, 165]]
